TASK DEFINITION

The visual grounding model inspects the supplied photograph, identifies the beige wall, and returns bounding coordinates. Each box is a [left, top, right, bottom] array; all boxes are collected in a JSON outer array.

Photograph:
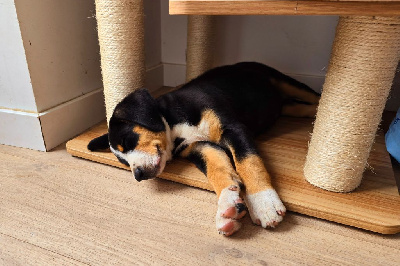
[[144, 0, 162, 68], [0, 0, 37, 112], [15, 0, 103, 113], [9, 0, 107, 151], [0, 0, 45, 150]]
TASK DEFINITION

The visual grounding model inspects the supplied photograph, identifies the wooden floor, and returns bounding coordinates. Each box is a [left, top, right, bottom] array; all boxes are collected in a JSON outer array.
[[1, 143, 400, 265]]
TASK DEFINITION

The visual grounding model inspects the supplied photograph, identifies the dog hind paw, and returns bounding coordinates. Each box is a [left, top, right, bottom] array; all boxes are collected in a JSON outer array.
[[216, 186, 247, 236], [245, 189, 286, 228]]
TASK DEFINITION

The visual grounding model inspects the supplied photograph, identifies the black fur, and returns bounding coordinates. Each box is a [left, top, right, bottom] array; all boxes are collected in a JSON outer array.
[[116, 155, 129, 167], [172, 137, 186, 155], [187, 151, 207, 175], [89, 62, 318, 176], [88, 133, 109, 151], [157, 62, 296, 134], [235, 203, 246, 214], [112, 88, 165, 132], [221, 125, 258, 161]]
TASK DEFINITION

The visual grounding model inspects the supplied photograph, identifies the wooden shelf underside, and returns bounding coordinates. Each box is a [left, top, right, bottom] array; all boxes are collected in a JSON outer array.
[[67, 117, 400, 234], [169, 0, 400, 16]]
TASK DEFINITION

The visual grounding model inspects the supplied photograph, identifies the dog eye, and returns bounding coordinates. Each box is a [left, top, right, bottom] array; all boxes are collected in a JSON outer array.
[[123, 134, 139, 151]]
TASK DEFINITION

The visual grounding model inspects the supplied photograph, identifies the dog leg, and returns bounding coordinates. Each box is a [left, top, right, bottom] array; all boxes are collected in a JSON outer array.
[[179, 141, 246, 236], [222, 125, 286, 229]]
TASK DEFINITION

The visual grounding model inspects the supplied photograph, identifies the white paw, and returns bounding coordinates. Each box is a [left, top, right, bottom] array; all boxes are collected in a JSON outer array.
[[245, 189, 286, 228], [215, 185, 247, 236]]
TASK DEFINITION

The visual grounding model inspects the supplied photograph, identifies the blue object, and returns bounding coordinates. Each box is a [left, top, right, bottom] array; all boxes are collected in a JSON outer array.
[[386, 108, 400, 163]]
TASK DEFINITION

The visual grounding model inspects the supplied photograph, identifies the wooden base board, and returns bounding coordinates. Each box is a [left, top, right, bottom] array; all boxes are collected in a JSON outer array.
[[66, 117, 400, 234]]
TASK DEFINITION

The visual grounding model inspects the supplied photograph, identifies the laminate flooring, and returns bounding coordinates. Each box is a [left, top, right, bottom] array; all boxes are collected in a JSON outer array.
[[1, 143, 399, 265]]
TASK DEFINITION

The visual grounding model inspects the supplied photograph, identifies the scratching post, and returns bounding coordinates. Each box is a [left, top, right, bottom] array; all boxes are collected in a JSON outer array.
[[95, 0, 145, 124], [186, 15, 216, 81], [304, 16, 400, 192]]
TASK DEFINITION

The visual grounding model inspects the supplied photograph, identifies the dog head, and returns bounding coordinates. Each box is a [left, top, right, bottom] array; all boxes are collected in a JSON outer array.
[[88, 88, 171, 182]]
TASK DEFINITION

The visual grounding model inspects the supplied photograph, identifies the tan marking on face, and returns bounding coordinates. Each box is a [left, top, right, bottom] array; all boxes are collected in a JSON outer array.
[[201, 109, 223, 143], [232, 153, 272, 195], [117, 145, 124, 152], [133, 126, 167, 155]]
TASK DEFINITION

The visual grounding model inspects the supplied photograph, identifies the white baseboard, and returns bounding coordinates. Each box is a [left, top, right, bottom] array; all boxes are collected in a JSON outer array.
[[39, 88, 106, 151], [163, 63, 186, 87], [0, 109, 46, 151], [0, 89, 106, 151], [146, 63, 164, 92], [0, 91, 105, 152]]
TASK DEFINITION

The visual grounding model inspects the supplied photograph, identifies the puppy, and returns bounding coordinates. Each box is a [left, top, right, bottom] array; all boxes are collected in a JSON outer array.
[[88, 62, 320, 236]]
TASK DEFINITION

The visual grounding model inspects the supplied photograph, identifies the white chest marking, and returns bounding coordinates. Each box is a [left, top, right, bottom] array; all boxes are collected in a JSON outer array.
[[171, 120, 211, 151]]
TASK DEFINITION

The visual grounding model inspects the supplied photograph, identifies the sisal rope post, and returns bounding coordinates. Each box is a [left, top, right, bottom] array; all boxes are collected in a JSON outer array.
[[186, 15, 216, 82], [95, 0, 146, 124], [304, 16, 400, 192]]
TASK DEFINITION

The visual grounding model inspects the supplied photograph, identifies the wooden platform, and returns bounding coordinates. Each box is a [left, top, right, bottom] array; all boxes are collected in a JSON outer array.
[[66, 117, 400, 234], [169, 0, 400, 16]]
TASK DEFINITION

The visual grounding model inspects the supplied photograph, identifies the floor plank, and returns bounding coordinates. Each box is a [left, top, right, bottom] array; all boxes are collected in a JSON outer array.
[[1, 144, 400, 265], [0, 233, 84, 265]]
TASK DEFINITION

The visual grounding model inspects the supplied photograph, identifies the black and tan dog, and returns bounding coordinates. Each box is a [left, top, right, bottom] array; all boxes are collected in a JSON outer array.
[[88, 62, 320, 236]]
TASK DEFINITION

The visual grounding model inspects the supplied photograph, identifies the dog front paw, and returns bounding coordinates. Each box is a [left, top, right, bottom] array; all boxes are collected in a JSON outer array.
[[245, 189, 286, 228], [216, 185, 247, 236]]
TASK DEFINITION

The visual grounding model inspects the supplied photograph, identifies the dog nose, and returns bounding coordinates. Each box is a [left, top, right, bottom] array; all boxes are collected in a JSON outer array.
[[134, 167, 144, 182]]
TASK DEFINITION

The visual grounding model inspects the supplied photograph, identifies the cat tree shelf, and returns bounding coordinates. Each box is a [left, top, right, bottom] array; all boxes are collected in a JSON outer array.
[[169, 0, 400, 16], [67, 117, 400, 234], [165, 0, 400, 235], [67, 0, 400, 235]]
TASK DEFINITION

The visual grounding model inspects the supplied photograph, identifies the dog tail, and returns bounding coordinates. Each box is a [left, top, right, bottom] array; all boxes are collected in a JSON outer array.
[[273, 74, 321, 105], [272, 72, 321, 118], [234, 62, 320, 104]]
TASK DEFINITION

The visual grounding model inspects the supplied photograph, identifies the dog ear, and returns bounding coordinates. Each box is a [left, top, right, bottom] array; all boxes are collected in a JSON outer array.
[[112, 88, 165, 132], [87, 133, 109, 151]]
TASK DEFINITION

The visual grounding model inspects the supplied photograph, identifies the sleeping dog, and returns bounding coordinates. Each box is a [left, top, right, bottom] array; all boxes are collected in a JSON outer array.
[[88, 62, 320, 236]]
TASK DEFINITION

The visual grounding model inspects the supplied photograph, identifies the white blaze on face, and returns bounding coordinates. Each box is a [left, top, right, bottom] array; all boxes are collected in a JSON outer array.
[[110, 146, 160, 172]]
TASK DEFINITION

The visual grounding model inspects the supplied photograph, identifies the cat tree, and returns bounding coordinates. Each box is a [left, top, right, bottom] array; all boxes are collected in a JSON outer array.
[[67, 0, 400, 234]]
